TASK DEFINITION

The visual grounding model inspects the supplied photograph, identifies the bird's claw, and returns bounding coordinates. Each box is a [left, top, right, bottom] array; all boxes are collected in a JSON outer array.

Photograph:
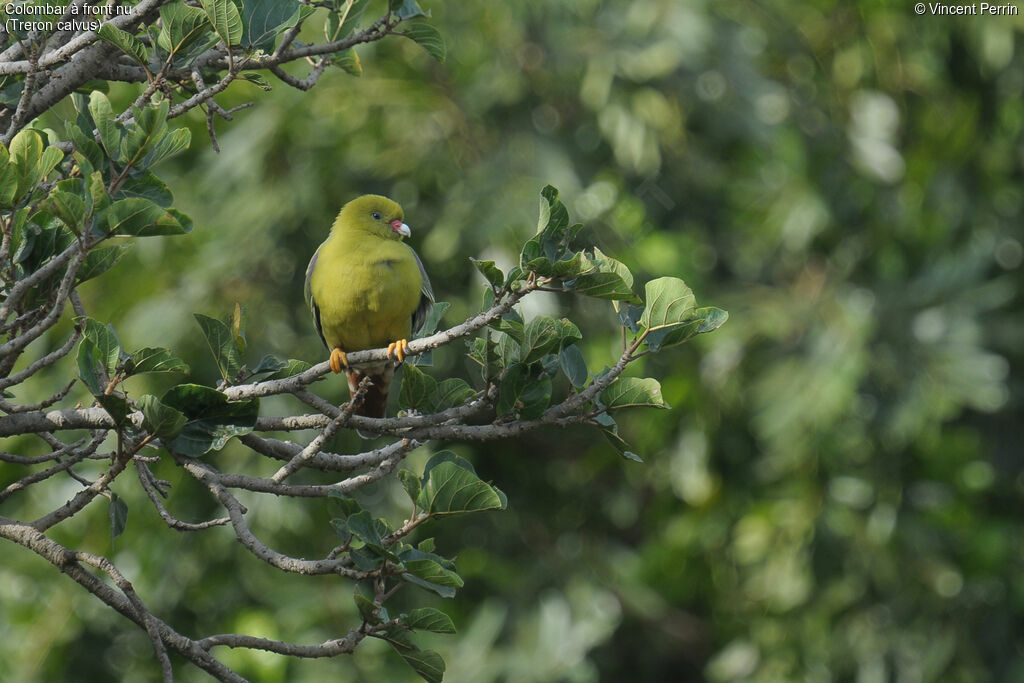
[[329, 348, 348, 374], [387, 339, 411, 363]]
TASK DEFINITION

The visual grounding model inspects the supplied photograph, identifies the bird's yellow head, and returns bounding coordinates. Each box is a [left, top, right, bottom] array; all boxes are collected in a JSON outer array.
[[334, 194, 410, 241]]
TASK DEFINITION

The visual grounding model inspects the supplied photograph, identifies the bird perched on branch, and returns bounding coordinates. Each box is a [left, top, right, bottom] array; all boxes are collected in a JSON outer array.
[[305, 195, 433, 421]]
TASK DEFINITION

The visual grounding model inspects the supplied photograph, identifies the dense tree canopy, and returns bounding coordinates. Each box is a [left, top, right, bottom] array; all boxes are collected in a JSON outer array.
[[1, 0, 1021, 681]]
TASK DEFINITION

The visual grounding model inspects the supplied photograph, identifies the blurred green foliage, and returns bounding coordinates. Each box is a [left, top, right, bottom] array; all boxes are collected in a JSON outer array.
[[3, 0, 1023, 680]]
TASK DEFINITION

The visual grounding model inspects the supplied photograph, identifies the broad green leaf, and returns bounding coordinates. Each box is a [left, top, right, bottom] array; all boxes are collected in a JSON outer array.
[[399, 363, 437, 412], [238, 72, 273, 90], [568, 270, 638, 301], [77, 246, 126, 284], [105, 197, 189, 236], [77, 339, 105, 395], [98, 23, 150, 66], [600, 376, 669, 410], [405, 607, 455, 633], [117, 170, 174, 206], [88, 91, 122, 161], [67, 122, 104, 173], [398, 469, 421, 502], [161, 384, 259, 456], [96, 394, 129, 426], [600, 422, 643, 462], [327, 490, 363, 518], [202, 0, 244, 48], [346, 510, 391, 555], [40, 191, 85, 234], [519, 317, 560, 365], [391, 0, 429, 19], [240, 0, 300, 49], [559, 344, 588, 388], [332, 48, 362, 76], [267, 358, 313, 380], [138, 394, 187, 439], [416, 460, 505, 516], [497, 362, 552, 419], [79, 318, 123, 378], [0, 145, 19, 207], [400, 22, 445, 62], [383, 629, 446, 683], [415, 300, 449, 337], [194, 313, 243, 383], [109, 494, 128, 543], [695, 306, 729, 334], [470, 258, 504, 289], [143, 127, 192, 168], [129, 347, 190, 375], [403, 558, 464, 588], [353, 588, 381, 623], [432, 378, 475, 410], [640, 276, 696, 330], [157, 3, 211, 55]]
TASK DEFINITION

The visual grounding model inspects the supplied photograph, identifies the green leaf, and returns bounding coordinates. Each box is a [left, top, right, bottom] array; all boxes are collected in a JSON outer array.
[[433, 378, 475, 410], [405, 607, 455, 634], [98, 23, 150, 66], [194, 314, 243, 383], [238, 71, 273, 90], [403, 558, 464, 589], [97, 394, 130, 427], [0, 145, 20, 207], [202, 0, 244, 48], [66, 122, 104, 173], [400, 22, 446, 62], [327, 490, 363, 518], [383, 629, 446, 683], [105, 197, 189, 236], [332, 48, 362, 76], [266, 358, 313, 380], [497, 363, 552, 419], [143, 127, 192, 168], [600, 376, 669, 410], [138, 394, 188, 440], [695, 306, 729, 334], [77, 340, 105, 395], [599, 423, 643, 462], [519, 317, 561, 365], [328, 0, 371, 41], [157, 3, 211, 56], [470, 258, 504, 289], [88, 91, 122, 161], [399, 363, 436, 412], [559, 344, 588, 388], [416, 455, 506, 516], [161, 384, 259, 456], [79, 318, 123, 378], [77, 246, 126, 284], [40, 191, 86, 234], [391, 0, 430, 18], [129, 347, 190, 375], [109, 493, 128, 543], [398, 469, 421, 502], [640, 276, 696, 331], [346, 510, 384, 547], [353, 588, 380, 623], [240, 0, 299, 49], [415, 301, 449, 337]]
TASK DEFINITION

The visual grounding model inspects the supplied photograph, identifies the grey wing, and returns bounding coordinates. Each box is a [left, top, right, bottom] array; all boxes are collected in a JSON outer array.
[[410, 246, 434, 335], [305, 247, 328, 349]]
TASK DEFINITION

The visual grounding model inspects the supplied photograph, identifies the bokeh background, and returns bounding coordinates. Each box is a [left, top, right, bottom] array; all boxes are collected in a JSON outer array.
[[3, 0, 1023, 680]]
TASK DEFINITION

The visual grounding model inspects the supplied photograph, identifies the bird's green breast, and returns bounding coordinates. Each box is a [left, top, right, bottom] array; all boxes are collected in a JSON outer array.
[[309, 232, 423, 353]]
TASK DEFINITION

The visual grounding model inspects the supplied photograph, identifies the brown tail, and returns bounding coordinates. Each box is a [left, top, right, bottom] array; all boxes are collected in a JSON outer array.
[[345, 366, 394, 418]]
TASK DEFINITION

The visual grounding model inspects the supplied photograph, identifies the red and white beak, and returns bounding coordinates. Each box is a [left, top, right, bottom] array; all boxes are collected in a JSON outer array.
[[390, 219, 411, 237]]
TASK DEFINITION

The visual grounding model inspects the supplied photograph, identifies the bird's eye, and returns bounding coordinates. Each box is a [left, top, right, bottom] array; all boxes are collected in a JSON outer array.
[[371, 211, 381, 220]]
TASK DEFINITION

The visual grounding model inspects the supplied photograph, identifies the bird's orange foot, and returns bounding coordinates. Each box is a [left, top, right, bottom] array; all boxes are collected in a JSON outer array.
[[386, 339, 411, 363], [329, 348, 349, 374]]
